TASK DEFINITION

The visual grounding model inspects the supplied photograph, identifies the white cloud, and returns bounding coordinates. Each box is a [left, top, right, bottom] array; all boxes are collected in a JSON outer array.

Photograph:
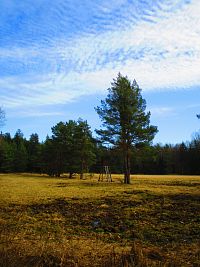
[[1, 0, 200, 111], [150, 107, 175, 117], [60, 0, 200, 90], [8, 110, 63, 118]]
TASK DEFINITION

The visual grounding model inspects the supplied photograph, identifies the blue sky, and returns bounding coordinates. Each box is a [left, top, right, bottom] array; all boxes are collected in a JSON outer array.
[[0, 0, 200, 144]]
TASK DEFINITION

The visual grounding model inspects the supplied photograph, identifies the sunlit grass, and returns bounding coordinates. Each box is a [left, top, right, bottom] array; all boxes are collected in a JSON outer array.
[[1, 173, 199, 204], [0, 173, 199, 266]]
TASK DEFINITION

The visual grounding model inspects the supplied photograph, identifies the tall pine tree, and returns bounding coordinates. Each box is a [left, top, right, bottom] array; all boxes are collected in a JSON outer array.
[[95, 73, 158, 184]]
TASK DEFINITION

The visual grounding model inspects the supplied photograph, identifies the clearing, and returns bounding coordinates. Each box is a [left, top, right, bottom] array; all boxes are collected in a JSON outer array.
[[0, 173, 199, 266]]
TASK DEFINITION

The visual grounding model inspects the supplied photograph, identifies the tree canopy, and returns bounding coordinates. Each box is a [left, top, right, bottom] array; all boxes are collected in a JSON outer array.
[[43, 119, 96, 178]]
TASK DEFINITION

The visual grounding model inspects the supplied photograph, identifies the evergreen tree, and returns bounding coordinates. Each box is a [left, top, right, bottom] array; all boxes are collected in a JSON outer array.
[[0, 133, 14, 172], [13, 130, 28, 172], [45, 119, 96, 178], [0, 140, 14, 172], [176, 142, 189, 174], [95, 73, 158, 184], [27, 133, 42, 173], [74, 119, 96, 178], [189, 133, 200, 174], [51, 120, 78, 177], [42, 135, 61, 176]]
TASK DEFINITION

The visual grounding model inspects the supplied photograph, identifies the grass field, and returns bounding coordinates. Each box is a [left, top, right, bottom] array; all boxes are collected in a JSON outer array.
[[0, 173, 199, 266]]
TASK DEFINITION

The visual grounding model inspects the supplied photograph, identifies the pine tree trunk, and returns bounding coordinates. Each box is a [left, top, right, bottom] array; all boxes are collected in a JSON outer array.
[[123, 147, 131, 184], [80, 160, 84, 179]]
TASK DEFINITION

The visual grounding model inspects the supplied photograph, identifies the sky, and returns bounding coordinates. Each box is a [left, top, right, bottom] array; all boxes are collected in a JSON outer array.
[[0, 0, 200, 144]]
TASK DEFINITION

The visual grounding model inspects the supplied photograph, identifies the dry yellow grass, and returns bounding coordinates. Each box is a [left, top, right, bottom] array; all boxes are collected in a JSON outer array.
[[0, 173, 199, 266]]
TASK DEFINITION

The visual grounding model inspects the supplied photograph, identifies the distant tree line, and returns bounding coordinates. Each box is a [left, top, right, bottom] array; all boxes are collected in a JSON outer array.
[[0, 127, 200, 176], [0, 119, 96, 178]]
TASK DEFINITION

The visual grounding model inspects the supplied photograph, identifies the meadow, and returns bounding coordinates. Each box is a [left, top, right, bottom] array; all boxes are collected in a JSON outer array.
[[0, 173, 199, 266]]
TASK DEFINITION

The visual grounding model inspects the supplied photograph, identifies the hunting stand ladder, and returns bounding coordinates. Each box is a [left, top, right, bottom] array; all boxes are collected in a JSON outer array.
[[98, 165, 112, 182]]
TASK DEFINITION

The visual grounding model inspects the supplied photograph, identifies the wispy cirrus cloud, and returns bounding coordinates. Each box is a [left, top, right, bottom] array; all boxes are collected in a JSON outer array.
[[150, 107, 176, 118], [8, 109, 63, 118], [0, 0, 200, 113]]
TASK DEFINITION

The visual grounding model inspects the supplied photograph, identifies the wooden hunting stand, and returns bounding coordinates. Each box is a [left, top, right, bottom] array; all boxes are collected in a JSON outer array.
[[98, 165, 112, 182]]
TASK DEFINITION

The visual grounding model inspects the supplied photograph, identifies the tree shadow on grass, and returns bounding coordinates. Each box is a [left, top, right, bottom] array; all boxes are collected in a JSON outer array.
[[1, 190, 199, 247]]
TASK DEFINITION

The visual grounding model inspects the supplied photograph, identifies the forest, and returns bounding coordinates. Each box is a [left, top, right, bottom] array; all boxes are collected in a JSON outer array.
[[0, 125, 200, 176]]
